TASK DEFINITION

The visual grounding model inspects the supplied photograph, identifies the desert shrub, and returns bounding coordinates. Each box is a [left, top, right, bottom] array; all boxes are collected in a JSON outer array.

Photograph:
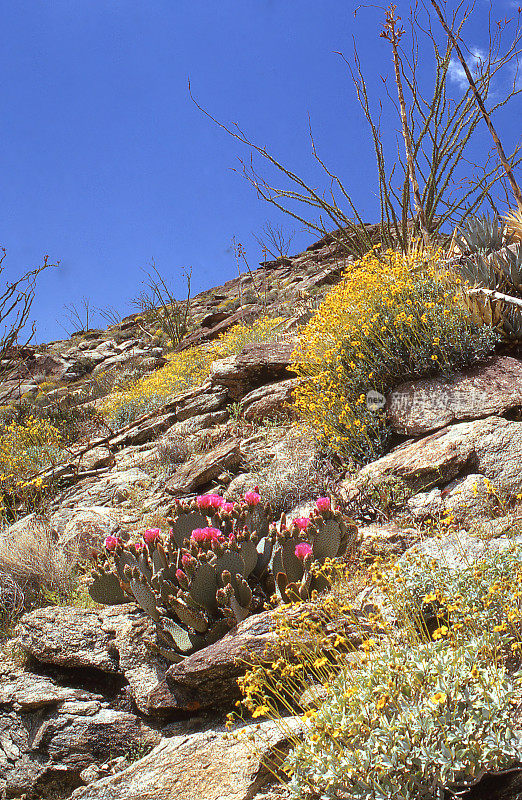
[[292, 247, 500, 464], [101, 315, 284, 427], [0, 415, 65, 519], [285, 636, 521, 800], [155, 431, 190, 476], [231, 540, 522, 800], [373, 540, 522, 656]]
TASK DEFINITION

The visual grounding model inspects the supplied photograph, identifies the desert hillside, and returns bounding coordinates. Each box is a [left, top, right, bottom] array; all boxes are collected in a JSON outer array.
[[0, 219, 522, 799]]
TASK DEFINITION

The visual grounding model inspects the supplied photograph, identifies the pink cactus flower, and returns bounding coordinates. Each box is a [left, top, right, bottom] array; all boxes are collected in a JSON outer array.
[[197, 494, 224, 510], [222, 502, 235, 514], [316, 497, 331, 513], [104, 535, 119, 551], [191, 527, 225, 545], [293, 517, 310, 531], [143, 528, 161, 545], [133, 541, 144, 552], [244, 490, 261, 506], [175, 568, 186, 582], [181, 553, 193, 567], [295, 542, 313, 561]]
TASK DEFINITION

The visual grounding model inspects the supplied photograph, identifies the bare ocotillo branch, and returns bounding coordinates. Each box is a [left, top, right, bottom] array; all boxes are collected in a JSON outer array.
[[429, 0, 522, 212]]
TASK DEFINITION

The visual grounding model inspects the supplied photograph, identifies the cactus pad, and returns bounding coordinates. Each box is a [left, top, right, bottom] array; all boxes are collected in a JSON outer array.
[[88, 571, 128, 606]]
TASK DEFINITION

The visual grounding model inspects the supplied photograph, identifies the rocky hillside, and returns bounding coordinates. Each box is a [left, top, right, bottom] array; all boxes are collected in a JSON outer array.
[[1, 228, 522, 800]]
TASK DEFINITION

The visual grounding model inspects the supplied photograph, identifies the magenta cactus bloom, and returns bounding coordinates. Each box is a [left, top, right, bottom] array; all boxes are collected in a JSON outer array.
[[244, 490, 261, 506], [197, 494, 225, 510], [295, 542, 313, 561], [191, 527, 224, 545], [222, 502, 235, 514], [181, 553, 193, 567], [175, 568, 186, 582], [143, 528, 161, 544], [104, 535, 119, 551], [316, 497, 331, 513], [293, 517, 310, 531]]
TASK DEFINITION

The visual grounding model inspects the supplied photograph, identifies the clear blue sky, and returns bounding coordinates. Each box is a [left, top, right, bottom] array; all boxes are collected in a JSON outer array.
[[1, 0, 520, 343]]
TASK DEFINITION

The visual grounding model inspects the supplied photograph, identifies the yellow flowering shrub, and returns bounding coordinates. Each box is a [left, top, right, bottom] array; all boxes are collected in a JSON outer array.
[[292, 247, 499, 463], [101, 315, 284, 427], [230, 544, 522, 800], [0, 416, 63, 518]]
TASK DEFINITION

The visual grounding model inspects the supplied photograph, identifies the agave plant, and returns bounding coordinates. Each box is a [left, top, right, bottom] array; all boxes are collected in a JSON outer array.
[[89, 492, 359, 661], [454, 214, 508, 256], [505, 207, 522, 244]]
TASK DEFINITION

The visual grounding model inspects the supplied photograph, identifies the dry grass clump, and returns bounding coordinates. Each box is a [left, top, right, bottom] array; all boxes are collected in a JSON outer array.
[[0, 518, 79, 607], [155, 432, 190, 476]]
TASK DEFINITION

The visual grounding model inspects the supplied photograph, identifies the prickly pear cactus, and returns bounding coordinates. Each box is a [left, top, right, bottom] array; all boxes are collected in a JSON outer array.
[[88, 492, 358, 660]]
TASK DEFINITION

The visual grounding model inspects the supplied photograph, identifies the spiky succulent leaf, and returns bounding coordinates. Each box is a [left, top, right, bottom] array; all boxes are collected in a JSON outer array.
[[455, 214, 506, 255], [88, 571, 128, 605]]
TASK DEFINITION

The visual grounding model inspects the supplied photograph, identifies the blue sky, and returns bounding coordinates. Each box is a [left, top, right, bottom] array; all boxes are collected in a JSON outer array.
[[1, 0, 520, 343]]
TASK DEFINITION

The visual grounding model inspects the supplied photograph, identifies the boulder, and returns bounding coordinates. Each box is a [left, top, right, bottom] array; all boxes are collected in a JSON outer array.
[[178, 305, 263, 350], [164, 610, 280, 710], [210, 339, 297, 400], [13, 605, 171, 716], [165, 438, 241, 495], [399, 530, 522, 574], [387, 356, 522, 435], [0, 667, 160, 800], [241, 378, 301, 421], [343, 416, 522, 496], [53, 506, 121, 557], [70, 717, 301, 800], [76, 447, 115, 472], [110, 412, 178, 448], [59, 467, 152, 508]]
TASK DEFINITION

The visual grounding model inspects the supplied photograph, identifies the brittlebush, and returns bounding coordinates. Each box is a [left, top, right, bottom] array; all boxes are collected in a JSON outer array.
[[0, 416, 63, 518], [292, 247, 499, 463], [101, 316, 284, 427]]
